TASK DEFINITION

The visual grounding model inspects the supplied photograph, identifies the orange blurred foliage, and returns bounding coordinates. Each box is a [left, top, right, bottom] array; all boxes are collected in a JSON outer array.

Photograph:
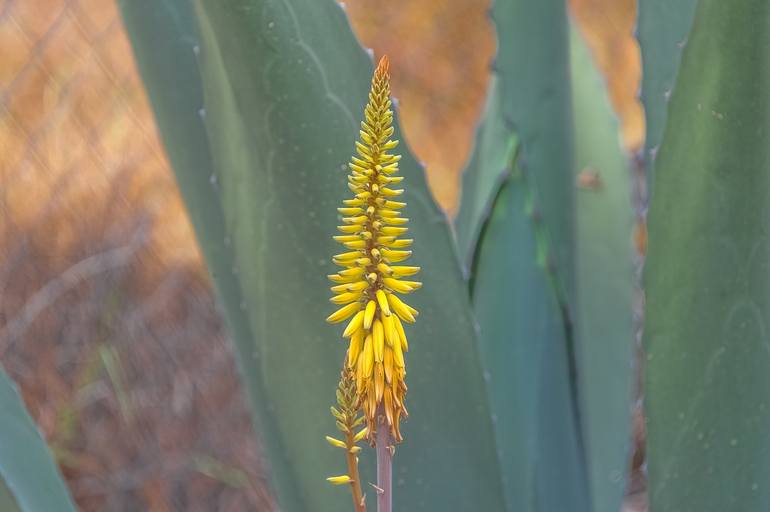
[[346, 0, 644, 213]]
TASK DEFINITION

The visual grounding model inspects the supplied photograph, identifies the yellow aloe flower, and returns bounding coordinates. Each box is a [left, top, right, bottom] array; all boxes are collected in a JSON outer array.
[[326, 56, 420, 443]]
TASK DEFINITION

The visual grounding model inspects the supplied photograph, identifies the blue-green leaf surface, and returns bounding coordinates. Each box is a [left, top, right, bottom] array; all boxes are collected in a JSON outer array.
[[571, 28, 635, 512], [454, 77, 516, 271], [638, 0, 698, 178], [457, 1, 589, 510], [644, 1, 770, 510], [0, 368, 76, 512]]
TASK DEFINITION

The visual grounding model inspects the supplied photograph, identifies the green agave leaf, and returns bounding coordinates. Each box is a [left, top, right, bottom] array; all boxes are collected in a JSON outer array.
[[644, 1, 770, 510], [570, 28, 634, 512], [637, 0, 698, 179], [0, 368, 76, 512], [470, 167, 588, 512], [454, 77, 517, 272], [121, 0, 507, 510], [492, 0, 576, 296], [456, 1, 589, 510]]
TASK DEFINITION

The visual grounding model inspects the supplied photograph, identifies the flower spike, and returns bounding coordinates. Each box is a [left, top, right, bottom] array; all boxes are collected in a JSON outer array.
[[327, 56, 420, 443]]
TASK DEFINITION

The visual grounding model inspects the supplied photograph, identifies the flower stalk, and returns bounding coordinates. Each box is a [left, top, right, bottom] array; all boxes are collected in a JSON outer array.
[[376, 407, 393, 512]]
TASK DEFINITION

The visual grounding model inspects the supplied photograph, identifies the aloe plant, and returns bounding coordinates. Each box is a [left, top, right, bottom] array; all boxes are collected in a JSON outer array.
[[2, 0, 767, 510], [111, 0, 770, 511], [117, 0, 637, 510]]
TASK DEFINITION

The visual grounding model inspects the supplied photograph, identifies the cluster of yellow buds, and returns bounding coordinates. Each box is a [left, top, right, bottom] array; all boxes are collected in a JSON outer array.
[[326, 368, 368, 510], [326, 56, 420, 443]]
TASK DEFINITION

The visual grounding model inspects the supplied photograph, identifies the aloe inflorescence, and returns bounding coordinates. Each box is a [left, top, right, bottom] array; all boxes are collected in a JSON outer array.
[[327, 56, 420, 444]]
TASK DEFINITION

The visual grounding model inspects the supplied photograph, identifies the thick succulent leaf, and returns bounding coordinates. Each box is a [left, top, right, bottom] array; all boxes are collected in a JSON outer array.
[[453, 77, 516, 272], [471, 168, 589, 512], [0, 369, 76, 512], [637, 0, 698, 175], [460, 1, 589, 510], [571, 28, 635, 512], [121, 0, 507, 510], [492, 0, 575, 297], [644, 1, 770, 510]]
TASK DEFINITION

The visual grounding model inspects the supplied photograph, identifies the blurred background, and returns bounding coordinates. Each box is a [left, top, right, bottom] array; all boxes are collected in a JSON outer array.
[[0, 0, 642, 510]]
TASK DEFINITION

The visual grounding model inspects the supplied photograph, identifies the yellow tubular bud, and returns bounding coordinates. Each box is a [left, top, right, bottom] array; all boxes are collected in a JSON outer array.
[[330, 291, 362, 304], [327, 475, 353, 485], [342, 215, 368, 225], [333, 234, 359, 242], [363, 300, 377, 329], [325, 436, 347, 449], [392, 330, 405, 368], [343, 240, 367, 249], [379, 188, 404, 197], [333, 251, 361, 261], [328, 273, 358, 284], [377, 236, 397, 245], [384, 346, 394, 383], [384, 217, 408, 225], [348, 163, 368, 173], [337, 224, 361, 233], [327, 302, 361, 323], [356, 354, 365, 391], [373, 319, 385, 362], [380, 226, 408, 236], [383, 314, 398, 346], [391, 265, 420, 277], [355, 141, 370, 156], [383, 277, 414, 294], [375, 363, 384, 401], [330, 282, 355, 293], [394, 316, 409, 351], [383, 239, 413, 249], [342, 311, 365, 337], [337, 207, 363, 215], [381, 249, 411, 262], [348, 330, 363, 367], [363, 335, 374, 377], [353, 427, 368, 443], [388, 293, 416, 323], [376, 289, 391, 315]]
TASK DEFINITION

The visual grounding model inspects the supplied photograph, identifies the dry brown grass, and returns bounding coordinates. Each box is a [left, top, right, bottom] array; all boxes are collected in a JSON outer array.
[[0, 0, 644, 510]]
